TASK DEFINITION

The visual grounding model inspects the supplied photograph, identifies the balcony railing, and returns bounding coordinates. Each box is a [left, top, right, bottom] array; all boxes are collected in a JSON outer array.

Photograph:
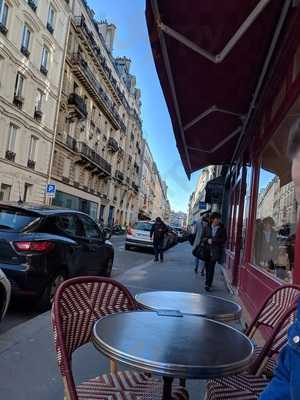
[[34, 107, 43, 122], [107, 137, 119, 153], [68, 93, 88, 120], [70, 53, 125, 130], [115, 170, 124, 182], [60, 134, 111, 177], [28, 0, 37, 12], [5, 150, 15, 162], [73, 17, 138, 125], [27, 159, 35, 169], [77, 141, 112, 176]]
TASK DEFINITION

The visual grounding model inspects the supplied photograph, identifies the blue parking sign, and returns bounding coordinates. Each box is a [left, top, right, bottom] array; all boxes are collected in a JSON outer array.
[[46, 184, 56, 197]]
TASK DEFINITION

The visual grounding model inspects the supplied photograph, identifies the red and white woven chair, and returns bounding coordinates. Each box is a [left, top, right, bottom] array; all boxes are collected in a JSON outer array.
[[52, 276, 189, 400], [205, 302, 298, 400], [245, 284, 300, 376]]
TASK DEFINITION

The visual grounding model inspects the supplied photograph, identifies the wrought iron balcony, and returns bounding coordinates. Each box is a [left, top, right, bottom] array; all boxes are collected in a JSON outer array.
[[21, 46, 30, 58], [40, 65, 48, 76], [34, 107, 43, 122], [13, 94, 24, 109], [69, 53, 124, 130], [68, 93, 88, 120], [76, 141, 112, 176], [0, 22, 8, 36], [107, 137, 119, 153], [27, 159, 35, 169], [5, 150, 15, 162], [47, 23, 54, 35], [115, 170, 124, 182]]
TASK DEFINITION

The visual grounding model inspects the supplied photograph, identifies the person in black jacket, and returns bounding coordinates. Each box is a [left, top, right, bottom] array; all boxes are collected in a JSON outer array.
[[150, 217, 168, 262], [202, 212, 227, 291]]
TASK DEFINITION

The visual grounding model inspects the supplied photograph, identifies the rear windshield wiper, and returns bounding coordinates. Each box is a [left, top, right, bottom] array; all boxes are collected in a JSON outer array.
[[0, 224, 13, 230]]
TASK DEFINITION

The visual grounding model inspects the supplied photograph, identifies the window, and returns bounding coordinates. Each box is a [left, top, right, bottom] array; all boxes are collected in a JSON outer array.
[[0, 0, 8, 32], [47, 5, 55, 33], [0, 184, 11, 201], [26, 0, 37, 12], [14, 73, 24, 97], [7, 124, 17, 152], [55, 215, 83, 237], [23, 183, 32, 202], [35, 89, 43, 111], [79, 215, 101, 239], [40, 46, 49, 75], [28, 136, 38, 161], [21, 24, 31, 56], [252, 163, 297, 283]]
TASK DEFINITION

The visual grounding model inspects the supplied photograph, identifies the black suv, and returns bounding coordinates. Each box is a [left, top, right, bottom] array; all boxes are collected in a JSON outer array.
[[0, 203, 114, 309]]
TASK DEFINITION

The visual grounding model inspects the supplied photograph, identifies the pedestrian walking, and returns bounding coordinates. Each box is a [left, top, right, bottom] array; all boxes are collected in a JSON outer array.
[[202, 212, 227, 291], [150, 217, 168, 262], [192, 213, 209, 274]]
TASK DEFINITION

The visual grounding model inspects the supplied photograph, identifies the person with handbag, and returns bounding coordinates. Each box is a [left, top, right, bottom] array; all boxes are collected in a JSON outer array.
[[202, 212, 227, 291]]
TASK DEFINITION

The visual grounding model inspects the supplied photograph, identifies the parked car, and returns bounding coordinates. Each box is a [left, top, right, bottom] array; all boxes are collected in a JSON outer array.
[[125, 221, 176, 251], [0, 203, 113, 310], [0, 268, 11, 322], [171, 227, 188, 242]]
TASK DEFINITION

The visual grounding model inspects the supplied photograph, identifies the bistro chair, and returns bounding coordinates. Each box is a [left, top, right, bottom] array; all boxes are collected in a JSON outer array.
[[244, 284, 300, 376], [52, 276, 189, 400], [205, 302, 297, 400]]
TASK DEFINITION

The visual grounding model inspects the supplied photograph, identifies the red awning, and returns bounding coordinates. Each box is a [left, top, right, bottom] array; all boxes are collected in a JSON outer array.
[[146, 0, 293, 177]]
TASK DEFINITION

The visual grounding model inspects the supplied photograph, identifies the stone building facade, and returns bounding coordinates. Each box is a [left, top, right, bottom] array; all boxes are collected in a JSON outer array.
[[0, 0, 69, 203], [51, 0, 143, 225]]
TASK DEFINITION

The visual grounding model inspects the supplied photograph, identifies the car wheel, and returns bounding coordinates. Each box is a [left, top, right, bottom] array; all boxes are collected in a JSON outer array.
[[37, 271, 66, 311], [103, 258, 113, 277], [125, 244, 131, 251]]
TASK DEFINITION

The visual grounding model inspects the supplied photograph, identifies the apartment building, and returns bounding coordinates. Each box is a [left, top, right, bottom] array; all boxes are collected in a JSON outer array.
[[0, 0, 69, 202], [51, 0, 143, 225]]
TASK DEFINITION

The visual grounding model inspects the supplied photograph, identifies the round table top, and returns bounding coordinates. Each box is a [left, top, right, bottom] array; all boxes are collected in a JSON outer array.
[[92, 311, 253, 379], [135, 291, 242, 322]]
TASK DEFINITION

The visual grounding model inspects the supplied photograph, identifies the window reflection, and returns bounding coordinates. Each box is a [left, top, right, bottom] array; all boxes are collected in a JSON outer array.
[[253, 170, 297, 282]]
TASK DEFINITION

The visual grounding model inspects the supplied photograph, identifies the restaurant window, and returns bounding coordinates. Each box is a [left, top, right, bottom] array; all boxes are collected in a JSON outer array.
[[252, 156, 297, 283]]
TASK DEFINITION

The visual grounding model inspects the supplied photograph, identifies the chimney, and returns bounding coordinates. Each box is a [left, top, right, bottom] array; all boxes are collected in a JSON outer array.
[[97, 21, 116, 53]]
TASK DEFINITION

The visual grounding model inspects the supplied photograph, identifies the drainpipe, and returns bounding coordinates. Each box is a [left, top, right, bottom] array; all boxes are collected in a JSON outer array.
[[46, 16, 71, 205]]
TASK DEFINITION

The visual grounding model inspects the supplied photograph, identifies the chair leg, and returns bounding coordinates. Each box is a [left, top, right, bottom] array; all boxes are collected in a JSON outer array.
[[110, 359, 118, 373]]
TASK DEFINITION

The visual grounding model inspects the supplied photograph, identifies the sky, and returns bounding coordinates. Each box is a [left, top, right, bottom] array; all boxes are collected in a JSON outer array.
[[88, 0, 200, 213]]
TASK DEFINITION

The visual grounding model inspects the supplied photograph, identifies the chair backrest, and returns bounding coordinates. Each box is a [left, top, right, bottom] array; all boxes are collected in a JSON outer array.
[[250, 302, 297, 375], [52, 276, 137, 400], [245, 284, 300, 338]]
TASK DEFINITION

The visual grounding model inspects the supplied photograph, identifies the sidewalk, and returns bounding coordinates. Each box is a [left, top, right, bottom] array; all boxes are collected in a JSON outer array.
[[0, 242, 241, 400]]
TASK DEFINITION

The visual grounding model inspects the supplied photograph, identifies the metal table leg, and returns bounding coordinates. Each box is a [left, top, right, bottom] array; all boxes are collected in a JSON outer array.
[[162, 377, 174, 400]]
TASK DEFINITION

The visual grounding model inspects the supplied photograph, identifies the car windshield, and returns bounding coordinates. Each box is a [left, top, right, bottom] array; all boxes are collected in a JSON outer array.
[[0, 208, 38, 231], [133, 222, 153, 231]]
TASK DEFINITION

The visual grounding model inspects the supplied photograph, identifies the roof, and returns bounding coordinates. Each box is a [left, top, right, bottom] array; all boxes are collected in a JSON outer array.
[[0, 202, 86, 216], [146, 0, 293, 177]]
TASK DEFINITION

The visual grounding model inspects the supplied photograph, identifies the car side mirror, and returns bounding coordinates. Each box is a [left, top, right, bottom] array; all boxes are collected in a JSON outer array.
[[103, 228, 112, 241]]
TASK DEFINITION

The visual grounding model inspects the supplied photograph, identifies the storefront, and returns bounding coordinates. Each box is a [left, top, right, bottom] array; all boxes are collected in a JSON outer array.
[[146, 1, 300, 319], [53, 191, 98, 221]]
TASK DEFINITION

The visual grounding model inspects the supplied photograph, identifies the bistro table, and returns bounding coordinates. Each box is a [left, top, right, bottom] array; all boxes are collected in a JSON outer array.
[[135, 291, 242, 322], [92, 311, 254, 400]]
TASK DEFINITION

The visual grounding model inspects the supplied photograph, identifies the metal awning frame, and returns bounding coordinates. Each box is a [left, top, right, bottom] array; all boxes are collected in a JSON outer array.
[[150, 0, 294, 175], [157, 0, 273, 64]]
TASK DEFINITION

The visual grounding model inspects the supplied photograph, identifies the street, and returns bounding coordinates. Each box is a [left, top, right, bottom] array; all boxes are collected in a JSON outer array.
[[0, 240, 235, 400], [0, 235, 153, 334]]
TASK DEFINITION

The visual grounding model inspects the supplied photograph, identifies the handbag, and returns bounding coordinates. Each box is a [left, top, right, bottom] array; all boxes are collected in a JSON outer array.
[[192, 240, 210, 261]]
